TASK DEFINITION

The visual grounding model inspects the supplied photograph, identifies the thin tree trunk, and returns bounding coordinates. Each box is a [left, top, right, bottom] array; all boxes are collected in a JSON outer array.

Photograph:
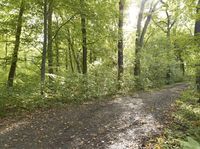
[[180, 58, 185, 76], [7, 0, 25, 88], [47, 0, 54, 76], [65, 48, 69, 71], [134, 0, 147, 77], [41, 0, 48, 95], [166, 8, 171, 84], [67, 29, 74, 73], [55, 16, 60, 74], [71, 40, 82, 73], [140, 1, 159, 45], [89, 50, 93, 64], [67, 28, 81, 73], [4, 35, 8, 70], [133, 1, 158, 88], [55, 38, 59, 73], [80, 0, 87, 74], [166, 27, 171, 84], [118, 0, 124, 81]]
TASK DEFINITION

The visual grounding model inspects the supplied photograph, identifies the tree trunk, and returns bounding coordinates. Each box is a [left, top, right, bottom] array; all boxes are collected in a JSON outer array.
[[152, 1, 176, 85], [118, 0, 124, 81], [166, 10, 172, 85], [89, 50, 93, 64], [134, 0, 148, 77], [71, 41, 82, 73], [166, 27, 171, 84], [67, 28, 74, 73], [47, 0, 54, 76], [80, 0, 87, 74], [67, 28, 81, 73], [7, 0, 25, 88], [4, 35, 8, 70], [41, 0, 48, 95], [55, 38, 59, 73], [65, 48, 69, 71], [194, 0, 200, 103], [69, 47, 74, 73], [178, 54, 185, 76]]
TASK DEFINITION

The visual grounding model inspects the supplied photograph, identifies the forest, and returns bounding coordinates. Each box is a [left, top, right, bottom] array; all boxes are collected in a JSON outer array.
[[0, 0, 200, 148]]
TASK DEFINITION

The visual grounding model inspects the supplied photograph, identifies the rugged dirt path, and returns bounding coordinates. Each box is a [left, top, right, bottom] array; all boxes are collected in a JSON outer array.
[[0, 83, 187, 149]]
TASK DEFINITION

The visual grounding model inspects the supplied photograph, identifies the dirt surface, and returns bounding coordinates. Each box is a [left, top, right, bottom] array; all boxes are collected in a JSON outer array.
[[0, 83, 188, 149]]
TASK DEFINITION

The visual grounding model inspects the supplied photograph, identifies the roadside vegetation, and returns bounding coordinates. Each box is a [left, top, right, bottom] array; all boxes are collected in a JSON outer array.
[[148, 87, 200, 149]]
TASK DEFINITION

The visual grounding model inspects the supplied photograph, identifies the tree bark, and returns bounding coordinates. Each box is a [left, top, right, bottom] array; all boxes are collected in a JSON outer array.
[[71, 40, 82, 73], [55, 38, 59, 73], [134, 0, 157, 77], [65, 48, 69, 71], [140, 1, 159, 45], [166, 24, 171, 85], [47, 0, 54, 76], [41, 0, 48, 95], [67, 31, 74, 73], [194, 0, 200, 103], [166, 10, 173, 84], [179, 56, 185, 76], [118, 0, 124, 81], [7, 0, 25, 88], [4, 35, 8, 70], [67, 28, 81, 73], [134, 0, 146, 77], [80, 0, 87, 74]]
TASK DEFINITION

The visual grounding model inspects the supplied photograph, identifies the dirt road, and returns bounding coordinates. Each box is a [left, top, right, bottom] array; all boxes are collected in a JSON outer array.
[[0, 84, 187, 149]]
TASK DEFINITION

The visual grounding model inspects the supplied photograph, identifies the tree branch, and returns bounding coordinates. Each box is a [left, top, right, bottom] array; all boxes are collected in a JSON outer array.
[[52, 13, 78, 40], [139, 0, 159, 45], [152, 17, 167, 33]]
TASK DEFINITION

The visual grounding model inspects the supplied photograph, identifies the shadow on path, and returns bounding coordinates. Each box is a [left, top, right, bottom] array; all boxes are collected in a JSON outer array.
[[0, 83, 188, 149]]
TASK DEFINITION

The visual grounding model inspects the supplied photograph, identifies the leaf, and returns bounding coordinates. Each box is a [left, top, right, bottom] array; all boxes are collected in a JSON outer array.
[[179, 137, 200, 149]]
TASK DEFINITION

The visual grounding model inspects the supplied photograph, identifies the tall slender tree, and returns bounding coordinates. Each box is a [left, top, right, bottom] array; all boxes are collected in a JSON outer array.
[[134, 0, 146, 77], [41, 0, 48, 95], [67, 28, 74, 73], [194, 0, 200, 102], [7, 0, 25, 88], [80, 0, 87, 74], [66, 28, 81, 73], [48, 0, 54, 76], [118, 0, 124, 81], [134, 0, 158, 78], [160, 0, 176, 84]]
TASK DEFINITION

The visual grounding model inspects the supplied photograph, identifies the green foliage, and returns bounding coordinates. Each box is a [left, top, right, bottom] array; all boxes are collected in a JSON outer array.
[[179, 137, 200, 149], [152, 89, 200, 148], [141, 34, 185, 88], [0, 0, 199, 118]]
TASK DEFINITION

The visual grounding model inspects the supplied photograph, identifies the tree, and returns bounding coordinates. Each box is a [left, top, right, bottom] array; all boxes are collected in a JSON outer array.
[[80, 0, 87, 74], [194, 0, 200, 102], [118, 0, 124, 81], [65, 27, 82, 73], [134, 0, 146, 77], [134, 0, 159, 79], [7, 0, 25, 88], [160, 0, 177, 84], [41, 0, 48, 95], [47, 0, 54, 77], [67, 28, 74, 73]]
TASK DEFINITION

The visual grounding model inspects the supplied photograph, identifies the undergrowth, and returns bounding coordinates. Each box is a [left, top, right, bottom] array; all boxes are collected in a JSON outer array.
[[149, 89, 200, 149]]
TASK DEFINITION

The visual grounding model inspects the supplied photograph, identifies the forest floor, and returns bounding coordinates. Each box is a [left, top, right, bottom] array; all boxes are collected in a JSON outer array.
[[0, 83, 188, 149]]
